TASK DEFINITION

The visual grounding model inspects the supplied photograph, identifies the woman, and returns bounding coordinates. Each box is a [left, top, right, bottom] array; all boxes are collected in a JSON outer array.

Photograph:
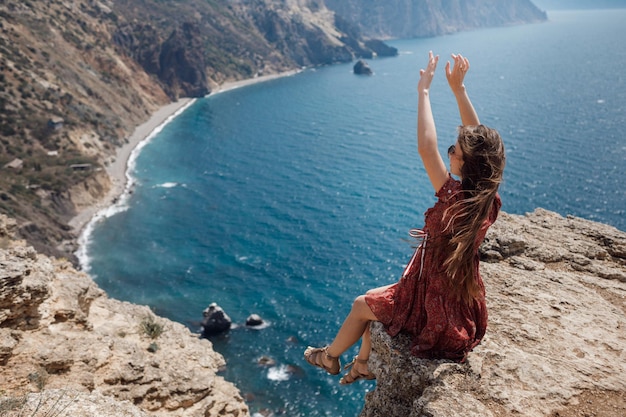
[[304, 51, 506, 384]]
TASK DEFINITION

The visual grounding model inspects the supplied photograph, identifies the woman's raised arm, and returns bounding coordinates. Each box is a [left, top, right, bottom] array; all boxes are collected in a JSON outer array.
[[417, 51, 448, 192], [445, 54, 480, 126]]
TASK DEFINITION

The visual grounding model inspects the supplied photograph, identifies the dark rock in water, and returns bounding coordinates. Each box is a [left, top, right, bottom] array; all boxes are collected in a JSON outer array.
[[364, 39, 398, 57], [201, 303, 232, 336], [257, 355, 276, 367], [353, 59, 373, 75], [246, 314, 264, 327], [285, 364, 305, 378]]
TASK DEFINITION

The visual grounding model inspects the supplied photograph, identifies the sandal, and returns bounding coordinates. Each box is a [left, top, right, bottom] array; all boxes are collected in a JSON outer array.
[[339, 356, 376, 385], [304, 346, 341, 375]]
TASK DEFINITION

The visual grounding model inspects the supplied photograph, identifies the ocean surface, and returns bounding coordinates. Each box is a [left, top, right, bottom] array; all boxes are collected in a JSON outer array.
[[80, 9, 625, 417]]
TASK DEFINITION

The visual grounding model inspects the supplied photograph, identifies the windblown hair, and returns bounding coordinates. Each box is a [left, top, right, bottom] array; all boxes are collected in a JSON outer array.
[[443, 125, 505, 304]]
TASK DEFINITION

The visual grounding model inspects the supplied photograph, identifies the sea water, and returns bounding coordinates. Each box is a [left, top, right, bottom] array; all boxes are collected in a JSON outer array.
[[81, 9, 626, 417]]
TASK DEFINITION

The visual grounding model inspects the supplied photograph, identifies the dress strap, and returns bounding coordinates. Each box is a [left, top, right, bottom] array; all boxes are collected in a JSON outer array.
[[403, 229, 428, 280]]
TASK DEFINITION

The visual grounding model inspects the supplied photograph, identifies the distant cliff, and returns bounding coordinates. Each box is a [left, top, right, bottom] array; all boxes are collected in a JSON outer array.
[[0, 0, 547, 263], [324, 0, 547, 39]]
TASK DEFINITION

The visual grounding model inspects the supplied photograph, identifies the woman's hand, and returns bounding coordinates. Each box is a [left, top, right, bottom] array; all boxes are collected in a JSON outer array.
[[446, 53, 480, 126], [417, 51, 439, 93], [445, 53, 470, 94]]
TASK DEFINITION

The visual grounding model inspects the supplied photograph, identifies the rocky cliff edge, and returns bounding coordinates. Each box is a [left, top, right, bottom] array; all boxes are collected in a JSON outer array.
[[2, 208, 625, 416], [0, 214, 249, 417], [362, 208, 626, 417]]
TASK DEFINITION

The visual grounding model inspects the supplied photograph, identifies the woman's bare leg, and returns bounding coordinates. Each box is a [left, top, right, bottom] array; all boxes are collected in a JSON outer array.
[[313, 295, 377, 370], [307, 284, 393, 371], [326, 295, 377, 357], [358, 324, 371, 360]]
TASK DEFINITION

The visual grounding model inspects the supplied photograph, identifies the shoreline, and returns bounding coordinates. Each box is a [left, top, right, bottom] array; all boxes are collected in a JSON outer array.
[[70, 69, 302, 266], [68, 98, 195, 235]]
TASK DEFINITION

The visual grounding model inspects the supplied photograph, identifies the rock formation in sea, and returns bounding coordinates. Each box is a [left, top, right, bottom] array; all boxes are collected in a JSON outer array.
[[361, 208, 626, 417], [353, 60, 373, 75], [245, 314, 265, 327], [2, 207, 625, 415], [201, 303, 233, 336]]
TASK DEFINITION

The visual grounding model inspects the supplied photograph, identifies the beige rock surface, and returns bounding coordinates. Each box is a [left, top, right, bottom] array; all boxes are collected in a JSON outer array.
[[0, 215, 249, 417], [361, 208, 626, 417], [3, 207, 626, 417], [0, 389, 151, 417]]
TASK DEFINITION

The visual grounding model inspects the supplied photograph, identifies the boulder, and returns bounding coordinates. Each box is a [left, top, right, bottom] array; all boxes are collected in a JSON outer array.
[[245, 314, 264, 327], [202, 303, 233, 336], [353, 60, 373, 75]]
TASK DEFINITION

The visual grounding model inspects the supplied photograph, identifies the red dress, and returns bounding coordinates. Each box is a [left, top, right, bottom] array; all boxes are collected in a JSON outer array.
[[365, 176, 501, 362]]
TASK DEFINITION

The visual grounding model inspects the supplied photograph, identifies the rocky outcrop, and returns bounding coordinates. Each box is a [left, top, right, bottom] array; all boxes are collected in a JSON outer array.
[[362, 208, 626, 416], [353, 60, 373, 75], [0, 215, 249, 417]]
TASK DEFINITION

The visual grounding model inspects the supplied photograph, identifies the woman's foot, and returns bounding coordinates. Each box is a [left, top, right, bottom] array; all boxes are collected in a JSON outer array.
[[304, 346, 341, 375], [339, 356, 376, 384]]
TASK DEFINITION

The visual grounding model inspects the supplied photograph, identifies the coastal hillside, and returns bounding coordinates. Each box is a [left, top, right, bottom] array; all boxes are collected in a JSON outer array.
[[0, 0, 547, 263]]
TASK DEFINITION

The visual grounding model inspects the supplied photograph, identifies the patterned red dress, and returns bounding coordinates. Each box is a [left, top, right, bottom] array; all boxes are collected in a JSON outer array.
[[365, 176, 501, 362]]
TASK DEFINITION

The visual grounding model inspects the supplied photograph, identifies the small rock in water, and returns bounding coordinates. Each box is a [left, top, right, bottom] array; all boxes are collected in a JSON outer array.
[[246, 314, 264, 326], [201, 303, 232, 336], [353, 59, 373, 75], [257, 355, 276, 367]]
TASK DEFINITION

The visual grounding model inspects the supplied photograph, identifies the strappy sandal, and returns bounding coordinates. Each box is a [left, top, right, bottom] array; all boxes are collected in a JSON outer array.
[[304, 346, 341, 375], [339, 356, 376, 385]]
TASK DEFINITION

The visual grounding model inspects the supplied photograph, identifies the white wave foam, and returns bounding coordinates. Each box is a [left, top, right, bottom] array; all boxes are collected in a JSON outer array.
[[157, 182, 178, 188], [267, 365, 291, 382]]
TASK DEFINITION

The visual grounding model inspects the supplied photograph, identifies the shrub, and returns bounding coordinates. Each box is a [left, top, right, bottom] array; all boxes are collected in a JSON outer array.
[[140, 315, 164, 339]]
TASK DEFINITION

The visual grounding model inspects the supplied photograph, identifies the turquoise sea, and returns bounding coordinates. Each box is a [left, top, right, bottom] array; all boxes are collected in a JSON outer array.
[[80, 9, 626, 417]]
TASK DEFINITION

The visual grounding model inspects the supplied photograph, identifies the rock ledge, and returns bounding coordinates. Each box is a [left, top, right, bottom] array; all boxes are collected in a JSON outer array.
[[361, 209, 626, 417]]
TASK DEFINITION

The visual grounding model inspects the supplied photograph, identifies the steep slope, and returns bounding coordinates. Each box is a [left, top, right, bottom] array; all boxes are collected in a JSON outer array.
[[0, 0, 392, 262], [0, 0, 170, 260]]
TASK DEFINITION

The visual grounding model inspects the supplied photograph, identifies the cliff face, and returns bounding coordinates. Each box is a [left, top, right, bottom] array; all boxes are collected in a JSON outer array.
[[0, 214, 249, 417], [324, 0, 547, 39], [362, 208, 626, 417]]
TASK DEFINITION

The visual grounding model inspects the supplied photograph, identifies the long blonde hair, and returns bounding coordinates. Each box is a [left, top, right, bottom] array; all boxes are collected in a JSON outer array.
[[443, 125, 505, 304]]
